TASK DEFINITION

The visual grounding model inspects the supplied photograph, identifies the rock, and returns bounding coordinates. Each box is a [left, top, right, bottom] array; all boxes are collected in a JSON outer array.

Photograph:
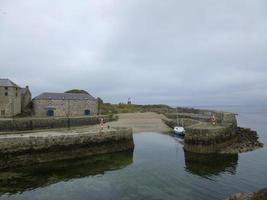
[[226, 192, 254, 200], [226, 188, 267, 200], [252, 188, 267, 200], [220, 127, 263, 154]]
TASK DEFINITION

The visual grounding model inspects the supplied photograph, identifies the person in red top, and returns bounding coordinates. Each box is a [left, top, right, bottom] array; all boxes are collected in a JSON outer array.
[[211, 113, 216, 125], [100, 117, 104, 130]]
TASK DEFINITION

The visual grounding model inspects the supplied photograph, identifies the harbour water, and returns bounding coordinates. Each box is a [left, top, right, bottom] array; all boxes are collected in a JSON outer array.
[[0, 106, 266, 200]]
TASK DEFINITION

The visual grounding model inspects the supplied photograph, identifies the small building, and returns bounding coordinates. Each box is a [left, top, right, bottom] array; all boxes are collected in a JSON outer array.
[[0, 79, 31, 117], [33, 92, 98, 117], [0, 79, 21, 117]]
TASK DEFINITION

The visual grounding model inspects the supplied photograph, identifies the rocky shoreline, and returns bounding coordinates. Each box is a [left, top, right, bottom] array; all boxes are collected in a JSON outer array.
[[221, 127, 263, 154], [226, 188, 267, 200]]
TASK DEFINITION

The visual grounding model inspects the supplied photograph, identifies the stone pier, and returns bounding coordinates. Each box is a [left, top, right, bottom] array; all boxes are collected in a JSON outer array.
[[164, 108, 262, 154], [0, 127, 134, 169]]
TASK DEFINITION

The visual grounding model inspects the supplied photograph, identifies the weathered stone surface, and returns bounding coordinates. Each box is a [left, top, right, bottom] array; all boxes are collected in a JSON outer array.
[[0, 115, 115, 132], [164, 108, 262, 154], [221, 127, 263, 154], [33, 98, 98, 117], [225, 188, 267, 200], [253, 188, 267, 200], [182, 112, 238, 153], [226, 192, 254, 200], [0, 85, 21, 117], [0, 127, 134, 169], [164, 113, 212, 122], [20, 86, 31, 112]]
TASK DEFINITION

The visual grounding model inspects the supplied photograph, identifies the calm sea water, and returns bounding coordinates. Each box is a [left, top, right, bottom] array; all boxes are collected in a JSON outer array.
[[0, 106, 266, 200]]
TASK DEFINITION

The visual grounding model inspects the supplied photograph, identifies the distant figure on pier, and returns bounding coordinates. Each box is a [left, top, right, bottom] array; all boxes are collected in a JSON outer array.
[[100, 117, 104, 130], [211, 113, 216, 125]]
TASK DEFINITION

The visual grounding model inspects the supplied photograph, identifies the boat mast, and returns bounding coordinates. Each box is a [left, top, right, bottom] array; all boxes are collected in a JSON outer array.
[[176, 107, 179, 126]]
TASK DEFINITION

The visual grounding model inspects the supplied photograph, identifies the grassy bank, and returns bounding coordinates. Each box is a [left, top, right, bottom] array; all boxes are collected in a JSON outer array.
[[99, 103, 172, 115]]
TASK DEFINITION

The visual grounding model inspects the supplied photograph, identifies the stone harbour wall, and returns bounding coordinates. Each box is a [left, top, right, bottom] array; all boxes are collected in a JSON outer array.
[[0, 127, 134, 169], [165, 110, 237, 126], [164, 108, 239, 154], [0, 115, 115, 132], [184, 135, 238, 153], [183, 112, 238, 153], [184, 125, 237, 153]]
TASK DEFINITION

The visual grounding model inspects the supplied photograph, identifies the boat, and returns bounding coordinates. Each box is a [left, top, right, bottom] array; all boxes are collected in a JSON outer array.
[[174, 108, 185, 135], [174, 126, 185, 135]]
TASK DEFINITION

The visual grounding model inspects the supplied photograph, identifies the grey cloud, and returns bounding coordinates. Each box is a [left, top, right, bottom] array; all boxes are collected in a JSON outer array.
[[0, 0, 267, 106]]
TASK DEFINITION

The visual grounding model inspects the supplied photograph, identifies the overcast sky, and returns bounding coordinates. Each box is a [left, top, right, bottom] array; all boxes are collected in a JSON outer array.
[[1, 0, 267, 106]]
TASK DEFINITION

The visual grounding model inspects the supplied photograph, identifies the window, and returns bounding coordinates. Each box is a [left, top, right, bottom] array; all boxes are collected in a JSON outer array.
[[47, 110, 54, 117], [16, 92, 18, 96], [84, 109, 90, 115], [1, 110, 5, 116], [5, 92, 8, 96], [5, 87, 8, 90]]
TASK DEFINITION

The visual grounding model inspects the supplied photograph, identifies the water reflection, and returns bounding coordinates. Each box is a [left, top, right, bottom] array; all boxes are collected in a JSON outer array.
[[184, 151, 238, 177], [174, 134, 185, 144], [0, 150, 133, 196]]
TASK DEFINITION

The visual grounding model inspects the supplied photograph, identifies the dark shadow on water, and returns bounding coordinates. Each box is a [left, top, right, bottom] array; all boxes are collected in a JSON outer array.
[[0, 150, 133, 196], [173, 134, 185, 145], [184, 150, 238, 178]]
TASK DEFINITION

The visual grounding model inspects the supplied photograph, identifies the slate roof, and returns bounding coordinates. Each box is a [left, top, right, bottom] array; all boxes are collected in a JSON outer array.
[[34, 92, 97, 101], [0, 78, 20, 88]]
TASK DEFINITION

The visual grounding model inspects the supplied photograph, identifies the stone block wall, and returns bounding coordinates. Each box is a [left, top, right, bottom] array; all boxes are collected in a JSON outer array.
[[0, 115, 114, 132], [0, 127, 134, 169], [0, 87, 21, 117], [21, 87, 31, 112], [164, 108, 238, 153], [184, 126, 237, 153], [183, 112, 238, 153], [33, 99, 98, 117], [165, 110, 229, 125]]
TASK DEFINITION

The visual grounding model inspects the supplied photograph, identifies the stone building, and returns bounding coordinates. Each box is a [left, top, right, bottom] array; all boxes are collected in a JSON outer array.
[[33, 92, 98, 117], [20, 86, 32, 112], [0, 79, 31, 118]]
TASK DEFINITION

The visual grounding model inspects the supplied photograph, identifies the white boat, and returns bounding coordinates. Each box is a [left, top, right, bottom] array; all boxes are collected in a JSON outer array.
[[174, 108, 185, 135], [174, 126, 185, 135]]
